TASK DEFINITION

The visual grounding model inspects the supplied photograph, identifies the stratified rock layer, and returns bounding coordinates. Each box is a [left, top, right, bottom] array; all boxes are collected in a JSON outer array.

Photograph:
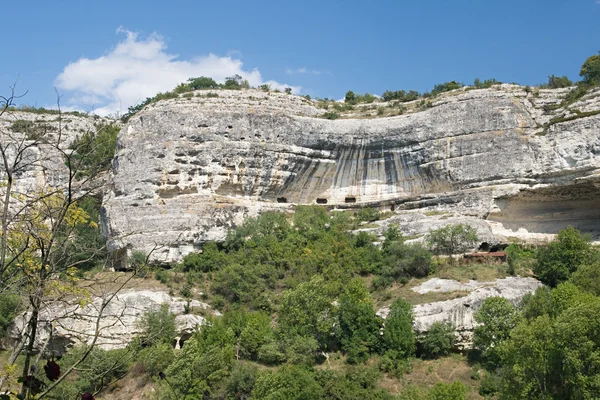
[[377, 277, 544, 349], [101, 86, 600, 263]]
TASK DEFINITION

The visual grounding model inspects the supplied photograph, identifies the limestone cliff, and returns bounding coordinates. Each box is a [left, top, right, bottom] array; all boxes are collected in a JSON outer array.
[[101, 85, 600, 264]]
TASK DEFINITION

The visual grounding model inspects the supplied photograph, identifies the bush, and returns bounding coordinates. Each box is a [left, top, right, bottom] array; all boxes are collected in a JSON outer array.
[[569, 262, 600, 295], [0, 294, 20, 338], [322, 111, 340, 120], [138, 342, 175, 376], [137, 303, 177, 347], [356, 207, 380, 222], [431, 81, 463, 96], [383, 298, 415, 358], [419, 322, 455, 359], [426, 224, 478, 255], [428, 381, 468, 400], [534, 226, 597, 287], [69, 123, 120, 177], [382, 242, 433, 279], [547, 74, 573, 89]]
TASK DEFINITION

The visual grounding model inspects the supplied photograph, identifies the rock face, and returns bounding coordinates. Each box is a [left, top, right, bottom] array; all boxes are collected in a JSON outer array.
[[376, 277, 544, 349], [8, 290, 216, 355], [101, 86, 600, 263]]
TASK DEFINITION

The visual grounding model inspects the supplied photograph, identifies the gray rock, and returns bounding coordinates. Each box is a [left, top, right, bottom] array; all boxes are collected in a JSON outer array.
[[8, 289, 214, 354], [377, 277, 543, 349], [99, 86, 600, 264]]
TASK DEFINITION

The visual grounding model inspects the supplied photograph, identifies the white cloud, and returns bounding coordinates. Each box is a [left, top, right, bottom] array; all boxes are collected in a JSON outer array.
[[55, 28, 301, 116], [285, 67, 324, 75]]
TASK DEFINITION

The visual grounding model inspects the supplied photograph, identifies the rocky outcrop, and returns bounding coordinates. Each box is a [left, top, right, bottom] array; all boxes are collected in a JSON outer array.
[[8, 290, 217, 355], [376, 277, 544, 349], [101, 85, 600, 263]]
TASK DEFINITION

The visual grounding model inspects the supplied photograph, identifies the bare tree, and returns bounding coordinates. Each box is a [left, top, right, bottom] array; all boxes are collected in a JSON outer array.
[[0, 85, 132, 398]]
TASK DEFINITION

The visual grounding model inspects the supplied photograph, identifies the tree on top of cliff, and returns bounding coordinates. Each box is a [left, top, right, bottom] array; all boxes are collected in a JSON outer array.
[[580, 52, 600, 85]]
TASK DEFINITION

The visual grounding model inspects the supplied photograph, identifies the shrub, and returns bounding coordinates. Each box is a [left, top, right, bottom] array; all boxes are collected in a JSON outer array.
[[420, 322, 455, 359], [138, 342, 175, 376], [345, 90, 356, 103], [356, 207, 380, 222], [321, 111, 340, 120], [534, 226, 597, 287], [426, 224, 478, 255], [0, 294, 21, 338], [187, 76, 218, 89], [382, 242, 433, 279], [431, 81, 463, 96], [69, 123, 120, 177], [547, 74, 573, 89], [137, 303, 177, 347], [383, 298, 415, 358], [569, 262, 600, 296], [428, 381, 468, 400]]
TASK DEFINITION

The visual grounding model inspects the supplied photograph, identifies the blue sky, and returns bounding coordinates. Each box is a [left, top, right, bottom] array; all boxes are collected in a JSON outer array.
[[2, 0, 599, 115]]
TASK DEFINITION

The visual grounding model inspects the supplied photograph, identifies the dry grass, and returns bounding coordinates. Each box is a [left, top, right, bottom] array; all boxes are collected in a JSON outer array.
[[379, 354, 484, 399]]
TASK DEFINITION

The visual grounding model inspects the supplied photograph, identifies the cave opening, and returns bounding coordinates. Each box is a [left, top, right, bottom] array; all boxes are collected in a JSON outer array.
[[316, 198, 328, 204], [345, 197, 357, 203]]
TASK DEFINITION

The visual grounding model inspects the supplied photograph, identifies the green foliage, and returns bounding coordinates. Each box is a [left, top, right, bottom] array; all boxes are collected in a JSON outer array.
[[431, 81, 463, 96], [505, 243, 535, 275], [182, 242, 227, 272], [9, 119, 51, 140], [428, 381, 468, 400], [278, 276, 337, 349], [138, 342, 174, 376], [383, 298, 415, 359], [345, 90, 356, 103], [356, 207, 380, 222], [472, 78, 501, 89], [51, 346, 132, 398], [338, 279, 382, 363], [547, 74, 573, 89], [382, 89, 421, 103], [0, 294, 20, 338], [534, 226, 597, 286], [187, 76, 218, 89], [321, 111, 340, 120], [69, 123, 120, 177], [426, 224, 478, 255], [252, 365, 324, 400], [137, 303, 176, 347], [419, 322, 455, 359], [473, 297, 520, 367], [160, 319, 235, 399], [569, 262, 600, 296], [382, 242, 433, 279], [580, 51, 600, 85]]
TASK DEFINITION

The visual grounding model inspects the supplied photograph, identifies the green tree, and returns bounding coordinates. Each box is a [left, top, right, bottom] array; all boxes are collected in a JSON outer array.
[[187, 76, 218, 89], [426, 224, 478, 255], [337, 279, 382, 363], [383, 298, 415, 359], [534, 226, 596, 287], [278, 276, 337, 349], [252, 365, 323, 400], [473, 297, 520, 367], [419, 322, 455, 359], [580, 52, 600, 85], [0, 294, 20, 339], [547, 74, 573, 89], [569, 261, 600, 296], [345, 90, 356, 104], [382, 242, 432, 279]]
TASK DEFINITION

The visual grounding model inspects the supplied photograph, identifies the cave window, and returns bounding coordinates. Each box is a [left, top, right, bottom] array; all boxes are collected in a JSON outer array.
[[316, 198, 328, 204], [277, 197, 288, 203], [479, 242, 490, 252], [390, 204, 395, 211], [345, 197, 357, 204]]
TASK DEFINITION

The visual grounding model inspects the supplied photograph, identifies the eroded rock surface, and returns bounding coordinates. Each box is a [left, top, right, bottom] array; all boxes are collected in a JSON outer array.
[[100, 86, 600, 263], [377, 277, 544, 349], [8, 290, 216, 355]]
